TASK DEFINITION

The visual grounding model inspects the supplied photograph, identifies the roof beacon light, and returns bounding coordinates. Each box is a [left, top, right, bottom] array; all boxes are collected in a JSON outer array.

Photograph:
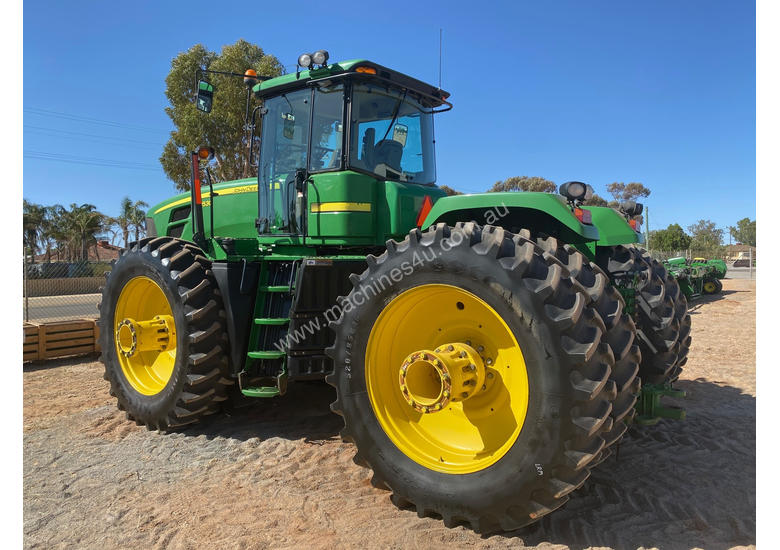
[[559, 181, 588, 202], [243, 69, 258, 87], [298, 53, 313, 69], [197, 146, 215, 162], [312, 50, 329, 66]]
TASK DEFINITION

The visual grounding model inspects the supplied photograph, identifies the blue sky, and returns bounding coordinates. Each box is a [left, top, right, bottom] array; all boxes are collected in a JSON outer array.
[[23, 0, 755, 238]]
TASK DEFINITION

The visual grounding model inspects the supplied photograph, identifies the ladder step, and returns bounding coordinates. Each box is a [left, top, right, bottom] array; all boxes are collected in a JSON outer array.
[[248, 350, 286, 360], [241, 386, 281, 398], [254, 318, 290, 326], [259, 285, 290, 293]]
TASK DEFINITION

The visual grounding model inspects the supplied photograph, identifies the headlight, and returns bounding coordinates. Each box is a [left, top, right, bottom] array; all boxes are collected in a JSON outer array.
[[621, 201, 643, 217], [312, 50, 329, 66], [559, 181, 587, 201], [298, 53, 313, 68]]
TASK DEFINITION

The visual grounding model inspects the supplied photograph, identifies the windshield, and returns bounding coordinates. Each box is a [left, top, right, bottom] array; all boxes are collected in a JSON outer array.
[[349, 83, 436, 184]]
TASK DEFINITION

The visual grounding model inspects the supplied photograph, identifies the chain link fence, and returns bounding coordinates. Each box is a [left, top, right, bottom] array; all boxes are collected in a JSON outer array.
[[23, 259, 113, 322]]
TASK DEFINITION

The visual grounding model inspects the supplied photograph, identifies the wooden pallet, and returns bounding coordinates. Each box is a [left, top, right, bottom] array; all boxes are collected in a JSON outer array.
[[23, 319, 100, 362]]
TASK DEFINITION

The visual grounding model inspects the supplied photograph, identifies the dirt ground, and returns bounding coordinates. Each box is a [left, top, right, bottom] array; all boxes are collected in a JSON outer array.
[[23, 279, 756, 550]]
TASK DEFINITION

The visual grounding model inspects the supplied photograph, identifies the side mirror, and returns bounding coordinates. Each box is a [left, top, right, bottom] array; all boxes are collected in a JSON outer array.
[[196, 80, 214, 113], [392, 123, 408, 146], [282, 113, 295, 139]]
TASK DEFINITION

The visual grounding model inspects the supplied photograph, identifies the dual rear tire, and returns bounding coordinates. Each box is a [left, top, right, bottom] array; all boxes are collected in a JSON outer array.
[[327, 224, 628, 532]]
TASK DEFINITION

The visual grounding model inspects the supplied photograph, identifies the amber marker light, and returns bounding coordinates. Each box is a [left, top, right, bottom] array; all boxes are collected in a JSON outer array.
[[355, 66, 377, 74], [574, 208, 592, 225], [197, 146, 215, 162], [244, 69, 258, 87]]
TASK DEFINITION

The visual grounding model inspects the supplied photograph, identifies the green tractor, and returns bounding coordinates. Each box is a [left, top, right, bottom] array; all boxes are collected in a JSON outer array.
[[665, 256, 724, 298], [98, 51, 691, 532]]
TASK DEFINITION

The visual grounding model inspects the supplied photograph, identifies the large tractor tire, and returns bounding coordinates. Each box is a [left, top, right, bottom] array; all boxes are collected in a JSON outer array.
[[98, 237, 232, 431], [534, 235, 640, 456], [327, 224, 616, 533], [601, 246, 690, 385]]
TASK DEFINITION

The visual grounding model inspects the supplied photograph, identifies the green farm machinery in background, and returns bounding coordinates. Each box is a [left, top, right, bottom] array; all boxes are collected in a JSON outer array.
[[664, 256, 725, 299], [98, 51, 691, 533]]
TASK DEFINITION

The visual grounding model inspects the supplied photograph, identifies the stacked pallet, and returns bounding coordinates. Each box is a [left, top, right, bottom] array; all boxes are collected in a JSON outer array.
[[23, 319, 100, 362]]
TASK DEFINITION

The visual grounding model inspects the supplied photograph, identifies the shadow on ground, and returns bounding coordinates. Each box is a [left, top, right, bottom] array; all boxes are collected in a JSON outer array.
[[169, 376, 755, 550], [31, 357, 755, 549], [501, 378, 755, 550], [181, 381, 344, 444]]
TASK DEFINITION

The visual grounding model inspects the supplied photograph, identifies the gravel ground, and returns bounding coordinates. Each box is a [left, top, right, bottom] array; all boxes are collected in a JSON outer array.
[[23, 279, 756, 550]]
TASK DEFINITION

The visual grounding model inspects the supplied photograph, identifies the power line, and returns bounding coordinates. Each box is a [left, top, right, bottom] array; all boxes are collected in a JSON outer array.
[[24, 150, 160, 171], [24, 107, 169, 133], [24, 125, 163, 148]]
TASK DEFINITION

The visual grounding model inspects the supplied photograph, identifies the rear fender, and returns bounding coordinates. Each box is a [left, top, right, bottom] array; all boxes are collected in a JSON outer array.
[[420, 192, 599, 244], [581, 206, 644, 246]]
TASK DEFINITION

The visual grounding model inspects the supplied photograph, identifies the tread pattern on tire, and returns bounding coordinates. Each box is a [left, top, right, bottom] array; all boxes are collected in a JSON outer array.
[[603, 245, 690, 385], [326, 223, 617, 533], [533, 234, 640, 458], [99, 237, 231, 431]]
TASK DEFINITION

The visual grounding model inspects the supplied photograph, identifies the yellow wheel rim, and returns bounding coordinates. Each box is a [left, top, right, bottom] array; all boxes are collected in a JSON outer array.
[[703, 281, 717, 293], [365, 284, 529, 474], [113, 276, 177, 395]]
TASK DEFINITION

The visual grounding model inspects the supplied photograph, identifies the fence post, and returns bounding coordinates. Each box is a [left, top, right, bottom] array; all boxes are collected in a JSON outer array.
[[23, 255, 29, 322], [750, 247, 753, 279]]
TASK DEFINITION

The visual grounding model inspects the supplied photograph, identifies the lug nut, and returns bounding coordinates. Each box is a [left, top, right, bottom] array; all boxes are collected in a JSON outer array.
[[487, 372, 494, 379], [486, 358, 493, 365], [477, 345, 484, 352], [482, 385, 487, 391]]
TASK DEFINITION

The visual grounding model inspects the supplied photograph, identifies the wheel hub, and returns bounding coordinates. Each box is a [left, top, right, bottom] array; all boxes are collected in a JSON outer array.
[[399, 342, 486, 413], [116, 315, 174, 358]]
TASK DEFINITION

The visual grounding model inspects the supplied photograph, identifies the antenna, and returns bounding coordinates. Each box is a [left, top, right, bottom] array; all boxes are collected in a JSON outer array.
[[438, 28, 443, 89]]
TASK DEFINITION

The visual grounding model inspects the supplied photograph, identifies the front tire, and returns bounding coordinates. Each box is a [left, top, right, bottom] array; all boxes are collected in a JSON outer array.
[[99, 237, 231, 430], [327, 224, 615, 532]]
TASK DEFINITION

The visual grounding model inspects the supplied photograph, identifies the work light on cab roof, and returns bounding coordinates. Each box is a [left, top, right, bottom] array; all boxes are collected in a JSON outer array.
[[298, 50, 329, 70]]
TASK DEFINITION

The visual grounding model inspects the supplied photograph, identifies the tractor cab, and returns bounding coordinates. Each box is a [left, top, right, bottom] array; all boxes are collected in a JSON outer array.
[[196, 54, 451, 246]]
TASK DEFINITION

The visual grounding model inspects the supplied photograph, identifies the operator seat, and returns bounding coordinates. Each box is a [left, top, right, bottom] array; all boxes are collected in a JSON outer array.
[[372, 139, 403, 172]]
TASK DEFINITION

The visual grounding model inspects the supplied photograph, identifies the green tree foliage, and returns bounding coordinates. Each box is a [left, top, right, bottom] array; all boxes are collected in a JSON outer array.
[[160, 40, 284, 191], [439, 185, 462, 196], [489, 176, 556, 193], [606, 182, 651, 203], [728, 217, 756, 246], [648, 223, 691, 252], [687, 219, 724, 254]]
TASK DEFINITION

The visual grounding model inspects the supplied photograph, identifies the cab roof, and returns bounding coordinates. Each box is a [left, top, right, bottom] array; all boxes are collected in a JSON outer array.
[[252, 59, 451, 108]]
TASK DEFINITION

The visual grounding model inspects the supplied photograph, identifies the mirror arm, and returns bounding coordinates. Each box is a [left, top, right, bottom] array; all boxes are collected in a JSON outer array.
[[205, 167, 215, 240]]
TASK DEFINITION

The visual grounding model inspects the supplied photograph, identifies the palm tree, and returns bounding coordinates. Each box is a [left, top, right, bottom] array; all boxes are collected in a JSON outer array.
[[23, 200, 46, 262], [117, 197, 134, 249], [130, 200, 149, 243], [67, 203, 104, 261]]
